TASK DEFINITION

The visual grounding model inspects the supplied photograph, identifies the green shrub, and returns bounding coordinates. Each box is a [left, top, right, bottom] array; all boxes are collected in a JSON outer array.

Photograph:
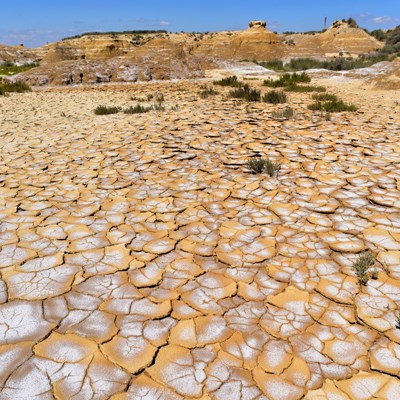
[[0, 62, 38, 76], [153, 102, 165, 111], [229, 84, 261, 101], [284, 84, 326, 92], [155, 93, 164, 103], [257, 55, 396, 72], [0, 81, 31, 95], [312, 93, 339, 102], [247, 157, 281, 177], [264, 72, 311, 87], [214, 75, 243, 87], [272, 107, 294, 119], [94, 105, 121, 115], [351, 250, 376, 286], [308, 99, 357, 112], [124, 104, 152, 114], [260, 60, 285, 71], [199, 87, 218, 98], [262, 90, 287, 104]]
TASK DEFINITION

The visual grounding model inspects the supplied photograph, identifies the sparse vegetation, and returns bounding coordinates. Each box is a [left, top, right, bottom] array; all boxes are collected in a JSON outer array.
[[272, 107, 295, 119], [312, 93, 339, 102], [247, 157, 281, 177], [284, 84, 326, 92], [351, 250, 376, 286], [94, 105, 121, 115], [155, 93, 165, 103], [257, 54, 396, 72], [123, 104, 152, 114], [153, 102, 165, 111], [308, 98, 357, 112], [262, 90, 287, 104], [199, 87, 218, 98], [214, 75, 243, 87], [0, 81, 31, 95], [0, 61, 39, 76], [130, 96, 146, 102], [229, 84, 261, 102], [263, 72, 311, 87]]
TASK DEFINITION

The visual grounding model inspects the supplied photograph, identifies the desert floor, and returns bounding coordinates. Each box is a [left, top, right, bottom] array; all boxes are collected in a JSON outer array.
[[0, 79, 400, 399]]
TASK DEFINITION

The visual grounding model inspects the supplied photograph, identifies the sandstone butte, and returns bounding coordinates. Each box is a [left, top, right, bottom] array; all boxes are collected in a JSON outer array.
[[0, 18, 400, 400]]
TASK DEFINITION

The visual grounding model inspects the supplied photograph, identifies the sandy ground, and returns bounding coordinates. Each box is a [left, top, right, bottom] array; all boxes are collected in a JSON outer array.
[[0, 79, 400, 399]]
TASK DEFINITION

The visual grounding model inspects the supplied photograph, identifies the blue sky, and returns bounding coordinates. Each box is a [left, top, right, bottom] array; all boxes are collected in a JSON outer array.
[[1, 1, 399, 47]]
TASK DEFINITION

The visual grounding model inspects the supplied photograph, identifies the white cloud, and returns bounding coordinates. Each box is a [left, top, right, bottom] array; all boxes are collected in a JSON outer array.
[[373, 16, 395, 24], [160, 21, 170, 27]]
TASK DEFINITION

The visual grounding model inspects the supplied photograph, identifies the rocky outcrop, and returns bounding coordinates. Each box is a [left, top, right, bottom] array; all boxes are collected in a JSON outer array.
[[10, 52, 205, 86], [0, 44, 38, 64], [193, 25, 285, 61], [285, 20, 384, 58], [249, 20, 267, 29]]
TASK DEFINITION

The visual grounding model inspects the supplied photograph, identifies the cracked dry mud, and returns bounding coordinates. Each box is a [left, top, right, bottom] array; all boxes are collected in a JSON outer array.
[[0, 80, 399, 399]]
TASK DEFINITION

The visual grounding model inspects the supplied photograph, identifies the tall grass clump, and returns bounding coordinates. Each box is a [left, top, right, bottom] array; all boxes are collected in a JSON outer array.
[[214, 75, 243, 87], [199, 87, 218, 98], [308, 99, 357, 112], [94, 105, 121, 115], [312, 93, 339, 102], [284, 84, 326, 92], [247, 157, 281, 177], [0, 81, 31, 95], [262, 90, 287, 104], [123, 104, 152, 114], [264, 72, 311, 87], [272, 107, 294, 119], [229, 84, 261, 101], [351, 250, 376, 286]]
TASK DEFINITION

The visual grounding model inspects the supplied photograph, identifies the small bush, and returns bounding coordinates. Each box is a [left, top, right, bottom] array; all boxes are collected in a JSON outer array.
[[308, 99, 357, 112], [130, 96, 146, 102], [247, 157, 281, 177], [199, 87, 218, 98], [155, 93, 164, 103], [262, 90, 287, 104], [94, 105, 121, 115], [263, 72, 311, 88], [229, 84, 261, 102], [312, 93, 339, 102], [214, 75, 243, 87], [272, 107, 294, 119], [153, 102, 165, 111], [123, 104, 152, 114], [352, 250, 375, 286], [0, 81, 31, 95], [284, 84, 326, 92]]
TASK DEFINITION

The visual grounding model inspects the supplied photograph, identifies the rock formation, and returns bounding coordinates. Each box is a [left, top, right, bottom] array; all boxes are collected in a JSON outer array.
[[249, 20, 267, 29], [0, 44, 38, 64], [3, 20, 388, 86], [285, 20, 383, 58]]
